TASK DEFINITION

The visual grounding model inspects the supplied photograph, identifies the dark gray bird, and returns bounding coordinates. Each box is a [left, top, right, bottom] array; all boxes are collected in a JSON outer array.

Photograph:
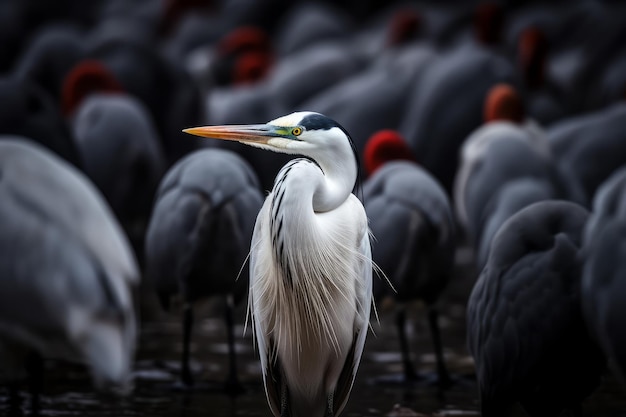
[[460, 138, 554, 251], [0, 0, 24, 72], [453, 86, 548, 233], [0, 137, 138, 412], [548, 102, 626, 204], [85, 38, 204, 164], [363, 130, 455, 386], [581, 166, 626, 385], [0, 76, 81, 167], [70, 93, 167, 263], [467, 200, 605, 417], [399, 43, 515, 192], [515, 26, 569, 126], [274, 2, 352, 57], [144, 148, 263, 391], [454, 95, 582, 270], [475, 177, 554, 269], [453, 84, 585, 265], [13, 24, 85, 102]]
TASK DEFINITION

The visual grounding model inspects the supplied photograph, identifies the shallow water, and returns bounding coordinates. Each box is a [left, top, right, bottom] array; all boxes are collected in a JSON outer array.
[[2, 253, 626, 416]]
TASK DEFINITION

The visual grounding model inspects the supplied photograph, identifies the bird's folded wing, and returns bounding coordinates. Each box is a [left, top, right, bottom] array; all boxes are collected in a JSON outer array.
[[333, 225, 373, 416]]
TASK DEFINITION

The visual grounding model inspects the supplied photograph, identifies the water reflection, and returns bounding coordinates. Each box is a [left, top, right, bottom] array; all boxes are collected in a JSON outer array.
[[2, 274, 626, 416]]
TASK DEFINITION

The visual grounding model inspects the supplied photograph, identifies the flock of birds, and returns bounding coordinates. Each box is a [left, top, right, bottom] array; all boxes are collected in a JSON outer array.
[[0, 0, 626, 416]]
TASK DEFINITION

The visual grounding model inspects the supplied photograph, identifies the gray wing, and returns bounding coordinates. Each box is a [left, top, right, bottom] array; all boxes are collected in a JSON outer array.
[[464, 139, 554, 245], [71, 94, 166, 220], [0, 138, 138, 287], [0, 138, 138, 353], [476, 178, 555, 269], [145, 148, 263, 302], [582, 219, 626, 381], [400, 46, 515, 190], [549, 104, 626, 201], [366, 162, 454, 245], [468, 201, 602, 410], [582, 167, 626, 381], [366, 195, 418, 297], [364, 162, 455, 299]]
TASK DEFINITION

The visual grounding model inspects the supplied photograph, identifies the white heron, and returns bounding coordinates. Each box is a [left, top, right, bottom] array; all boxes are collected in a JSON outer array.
[[184, 111, 373, 417]]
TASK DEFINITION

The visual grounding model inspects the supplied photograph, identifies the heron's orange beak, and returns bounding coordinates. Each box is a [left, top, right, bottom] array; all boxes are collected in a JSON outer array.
[[183, 124, 277, 144]]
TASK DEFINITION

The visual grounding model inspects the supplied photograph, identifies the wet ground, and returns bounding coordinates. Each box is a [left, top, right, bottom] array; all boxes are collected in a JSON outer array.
[[2, 247, 626, 416]]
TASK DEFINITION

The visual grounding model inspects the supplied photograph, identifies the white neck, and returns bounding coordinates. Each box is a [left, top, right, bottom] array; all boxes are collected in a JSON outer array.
[[309, 141, 358, 212]]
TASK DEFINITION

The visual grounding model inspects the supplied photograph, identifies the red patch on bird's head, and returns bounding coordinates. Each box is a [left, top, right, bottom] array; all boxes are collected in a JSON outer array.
[[473, 2, 504, 45], [518, 26, 547, 88], [388, 9, 422, 46], [364, 130, 417, 177], [61, 60, 124, 117], [217, 26, 271, 57], [484, 83, 524, 124], [233, 51, 272, 85]]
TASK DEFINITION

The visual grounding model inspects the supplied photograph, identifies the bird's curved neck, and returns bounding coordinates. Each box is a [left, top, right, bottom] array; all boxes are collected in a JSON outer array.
[[310, 149, 357, 212]]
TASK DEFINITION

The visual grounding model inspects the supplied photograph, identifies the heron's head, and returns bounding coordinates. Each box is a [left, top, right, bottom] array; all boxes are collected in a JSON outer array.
[[183, 111, 357, 162]]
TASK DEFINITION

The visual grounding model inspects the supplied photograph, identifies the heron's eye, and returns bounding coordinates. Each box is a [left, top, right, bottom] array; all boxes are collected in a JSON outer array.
[[291, 127, 303, 136]]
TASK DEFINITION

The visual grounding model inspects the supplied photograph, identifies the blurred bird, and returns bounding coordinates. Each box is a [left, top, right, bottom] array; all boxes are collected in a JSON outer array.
[[0, 137, 138, 412], [86, 38, 203, 164], [144, 148, 263, 391], [264, 41, 367, 117], [467, 200, 605, 417], [399, 42, 515, 192], [453, 84, 583, 268], [61, 59, 167, 262], [566, 6, 626, 112], [209, 26, 274, 87], [184, 111, 373, 417], [13, 24, 85, 102], [69, 93, 167, 262], [274, 2, 352, 56], [0, 0, 24, 72], [472, 2, 504, 47], [516, 26, 568, 125], [548, 101, 626, 204], [474, 177, 555, 270], [61, 58, 166, 250], [0, 76, 81, 167], [581, 167, 626, 385], [363, 130, 455, 386], [457, 137, 566, 269], [454, 83, 551, 233]]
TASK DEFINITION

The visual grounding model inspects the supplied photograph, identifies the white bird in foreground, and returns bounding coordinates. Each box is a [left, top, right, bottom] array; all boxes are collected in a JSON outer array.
[[184, 111, 373, 417]]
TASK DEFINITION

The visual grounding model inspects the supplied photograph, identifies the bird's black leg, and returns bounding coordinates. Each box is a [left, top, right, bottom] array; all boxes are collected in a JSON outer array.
[[427, 307, 452, 390], [223, 295, 244, 395], [26, 353, 44, 416], [280, 380, 289, 417], [325, 392, 334, 417], [181, 303, 194, 387], [395, 308, 418, 382]]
